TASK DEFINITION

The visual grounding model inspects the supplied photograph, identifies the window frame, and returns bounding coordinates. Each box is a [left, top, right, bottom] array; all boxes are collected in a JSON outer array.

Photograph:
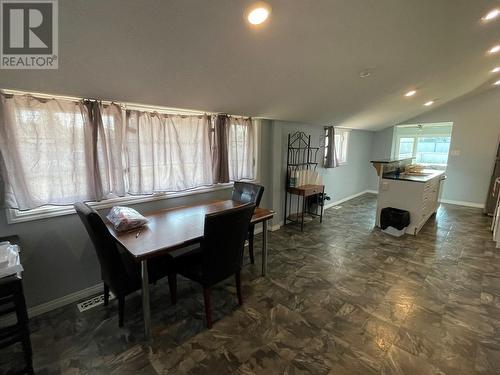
[[324, 127, 350, 166], [394, 133, 452, 167], [2, 90, 260, 223], [5, 183, 235, 224], [334, 128, 350, 165]]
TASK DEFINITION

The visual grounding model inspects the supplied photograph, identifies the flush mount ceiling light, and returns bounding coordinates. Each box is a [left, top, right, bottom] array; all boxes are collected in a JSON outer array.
[[488, 45, 500, 54], [404, 90, 417, 97], [424, 100, 434, 106], [494, 80, 500, 86], [246, 2, 271, 25], [482, 8, 500, 22], [492, 67, 500, 73]]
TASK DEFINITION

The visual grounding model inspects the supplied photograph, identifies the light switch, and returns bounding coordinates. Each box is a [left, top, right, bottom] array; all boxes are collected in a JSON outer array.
[[382, 181, 389, 191], [449, 150, 460, 156]]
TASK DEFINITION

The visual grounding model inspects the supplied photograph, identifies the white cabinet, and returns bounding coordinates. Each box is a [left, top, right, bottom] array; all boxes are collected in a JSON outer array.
[[376, 173, 444, 235]]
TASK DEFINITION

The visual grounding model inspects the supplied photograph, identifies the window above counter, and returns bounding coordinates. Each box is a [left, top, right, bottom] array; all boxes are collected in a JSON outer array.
[[392, 122, 453, 169]]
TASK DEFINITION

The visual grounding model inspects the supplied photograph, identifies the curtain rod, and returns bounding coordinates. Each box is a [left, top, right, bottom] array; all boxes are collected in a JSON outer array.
[[0, 88, 255, 119]]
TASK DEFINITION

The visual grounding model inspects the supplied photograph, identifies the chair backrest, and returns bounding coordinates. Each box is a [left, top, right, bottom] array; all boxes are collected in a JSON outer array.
[[200, 203, 255, 286], [231, 182, 264, 207], [74, 202, 133, 291]]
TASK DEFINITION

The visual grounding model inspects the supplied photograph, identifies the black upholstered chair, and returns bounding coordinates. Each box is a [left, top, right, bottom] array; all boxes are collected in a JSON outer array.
[[231, 182, 264, 264], [74, 202, 175, 327], [168, 203, 255, 328]]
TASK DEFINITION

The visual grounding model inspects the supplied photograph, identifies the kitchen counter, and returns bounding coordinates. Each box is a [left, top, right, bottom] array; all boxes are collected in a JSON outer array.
[[375, 168, 445, 235], [370, 157, 414, 164], [383, 169, 445, 183]]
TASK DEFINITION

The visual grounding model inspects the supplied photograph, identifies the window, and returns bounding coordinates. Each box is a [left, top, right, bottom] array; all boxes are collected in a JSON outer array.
[[0, 96, 95, 209], [324, 127, 350, 166], [0, 91, 256, 221], [334, 129, 350, 165], [393, 123, 453, 168], [227, 118, 254, 181], [398, 137, 415, 159]]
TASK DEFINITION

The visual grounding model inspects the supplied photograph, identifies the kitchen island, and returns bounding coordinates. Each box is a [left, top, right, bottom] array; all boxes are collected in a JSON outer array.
[[371, 158, 446, 235]]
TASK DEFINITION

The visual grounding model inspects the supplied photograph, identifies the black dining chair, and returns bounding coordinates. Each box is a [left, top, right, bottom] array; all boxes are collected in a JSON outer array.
[[74, 202, 176, 327], [231, 182, 264, 264], [168, 203, 255, 328]]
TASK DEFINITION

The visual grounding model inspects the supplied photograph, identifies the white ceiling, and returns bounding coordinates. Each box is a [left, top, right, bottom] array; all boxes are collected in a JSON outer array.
[[1, 0, 500, 130]]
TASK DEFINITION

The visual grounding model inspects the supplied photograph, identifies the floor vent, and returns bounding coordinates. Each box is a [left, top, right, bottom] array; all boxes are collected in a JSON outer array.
[[77, 293, 114, 313]]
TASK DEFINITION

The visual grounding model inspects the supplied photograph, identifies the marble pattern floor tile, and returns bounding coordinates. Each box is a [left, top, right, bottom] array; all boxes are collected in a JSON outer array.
[[2, 194, 500, 374]]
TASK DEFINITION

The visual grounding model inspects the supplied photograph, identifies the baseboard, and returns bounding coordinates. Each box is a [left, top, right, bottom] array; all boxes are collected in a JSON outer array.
[[253, 222, 283, 235], [324, 189, 377, 210], [28, 283, 103, 318], [439, 199, 485, 209]]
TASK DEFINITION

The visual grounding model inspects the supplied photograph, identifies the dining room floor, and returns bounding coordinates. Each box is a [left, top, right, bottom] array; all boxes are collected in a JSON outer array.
[[3, 193, 500, 374]]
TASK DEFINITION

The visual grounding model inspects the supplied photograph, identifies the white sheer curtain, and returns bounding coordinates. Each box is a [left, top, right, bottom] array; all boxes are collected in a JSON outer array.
[[0, 94, 96, 210], [125, 110, 213, 194], [92, 102, 125, 198], [0, 93, 256, 210], [227, 117, 254, 181]]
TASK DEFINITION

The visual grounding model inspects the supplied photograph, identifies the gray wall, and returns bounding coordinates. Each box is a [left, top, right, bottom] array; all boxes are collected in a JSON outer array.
[[371, 87, 500, 206], [0, 189, 232, 307], [368, 126, 394, 190], [270, 120, 375, 224]]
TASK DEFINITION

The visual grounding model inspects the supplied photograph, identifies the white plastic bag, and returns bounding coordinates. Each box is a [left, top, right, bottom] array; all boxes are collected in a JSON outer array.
[[106, 206, 148, 232]]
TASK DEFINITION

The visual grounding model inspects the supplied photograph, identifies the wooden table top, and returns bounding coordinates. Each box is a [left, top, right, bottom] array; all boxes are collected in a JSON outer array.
[[106, 200, 274, 260], [287, 184, 324, 196]]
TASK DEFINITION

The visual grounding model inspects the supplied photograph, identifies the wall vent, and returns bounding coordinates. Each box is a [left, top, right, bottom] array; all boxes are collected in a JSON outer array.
[[77, 293, 114, 312]]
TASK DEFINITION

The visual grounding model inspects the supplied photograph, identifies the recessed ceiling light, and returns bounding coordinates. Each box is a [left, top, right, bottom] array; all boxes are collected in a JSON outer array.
[[482, 8, 500, 21], [247, 3, 271, 25], [494, 80, 500, 86], [359, 70, 371, 78], [424, 100, 434, 106], [492, 67, 500, 73], [404, 90, 417, 97], [488, 45, 500, 54]]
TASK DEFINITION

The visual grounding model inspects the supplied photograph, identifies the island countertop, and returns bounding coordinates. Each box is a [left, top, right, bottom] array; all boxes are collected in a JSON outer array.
[[382, 169, 446, 183]]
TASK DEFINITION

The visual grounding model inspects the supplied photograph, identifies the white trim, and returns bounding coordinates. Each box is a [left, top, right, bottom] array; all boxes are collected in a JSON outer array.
[[439, 199, 485, 209], [0, 283, 103, 325], [6, 184, 234, 224], [324, 190, 377, 210], [28, 283, 103, 318]]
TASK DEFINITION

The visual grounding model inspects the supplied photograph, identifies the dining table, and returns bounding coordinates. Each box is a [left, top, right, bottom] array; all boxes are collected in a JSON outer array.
[[106, 199, 274, 340]]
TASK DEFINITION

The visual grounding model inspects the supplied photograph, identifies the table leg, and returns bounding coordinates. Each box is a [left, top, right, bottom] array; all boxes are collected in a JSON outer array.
[[141, 260, 151, 341], [301, 196, 305, 232], [261, 220, 268, 276]]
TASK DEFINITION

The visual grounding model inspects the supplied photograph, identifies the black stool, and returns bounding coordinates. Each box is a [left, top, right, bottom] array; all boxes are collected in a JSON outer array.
[[0, 236, 33, 374]]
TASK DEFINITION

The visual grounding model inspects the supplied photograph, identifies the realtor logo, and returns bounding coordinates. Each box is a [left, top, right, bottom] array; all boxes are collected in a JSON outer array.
[[1, 0, 58, 69]]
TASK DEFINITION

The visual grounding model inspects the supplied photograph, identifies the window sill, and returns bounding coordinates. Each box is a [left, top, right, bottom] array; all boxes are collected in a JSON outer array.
[[6, 183, 237, 224]]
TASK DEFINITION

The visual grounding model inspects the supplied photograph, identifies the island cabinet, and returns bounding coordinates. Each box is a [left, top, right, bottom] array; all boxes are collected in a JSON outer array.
[[375, 170, 445, 235]]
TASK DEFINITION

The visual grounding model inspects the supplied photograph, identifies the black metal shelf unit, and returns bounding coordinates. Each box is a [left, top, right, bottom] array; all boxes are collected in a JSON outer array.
[[284, 132, 325, 230]]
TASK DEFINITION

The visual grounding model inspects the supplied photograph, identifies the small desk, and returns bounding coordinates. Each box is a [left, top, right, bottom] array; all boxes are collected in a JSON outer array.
[[106, 200, 274, 340], [285, 184, 324, 231]]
